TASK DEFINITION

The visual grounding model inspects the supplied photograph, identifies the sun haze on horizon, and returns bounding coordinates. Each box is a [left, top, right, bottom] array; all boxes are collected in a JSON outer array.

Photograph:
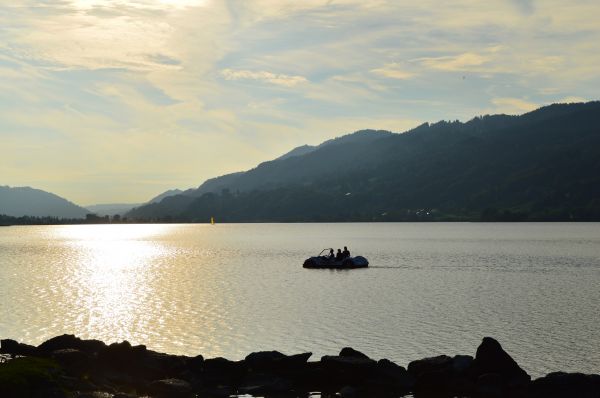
[[1, 0, 598, 204]]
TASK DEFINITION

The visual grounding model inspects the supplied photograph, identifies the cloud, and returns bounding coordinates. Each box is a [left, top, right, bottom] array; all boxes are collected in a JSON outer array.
[[2, 0, 600, 203], [220, 68, 308, 87], [419, 52, 490, 72], [558, 96, 587, 104], [510, 0, 535, 15], [371, 63, 416, 80], [491, 97, 538, 114]]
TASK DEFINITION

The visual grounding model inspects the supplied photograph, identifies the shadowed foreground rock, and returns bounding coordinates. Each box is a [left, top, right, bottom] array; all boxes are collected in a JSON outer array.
[[1, 335, 598, 398]]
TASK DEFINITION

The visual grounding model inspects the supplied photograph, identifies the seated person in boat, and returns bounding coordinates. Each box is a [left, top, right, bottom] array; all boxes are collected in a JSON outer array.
[[335, 248, 343, 261], [328, 248, 335, 260], [342, 246, 350, 258]]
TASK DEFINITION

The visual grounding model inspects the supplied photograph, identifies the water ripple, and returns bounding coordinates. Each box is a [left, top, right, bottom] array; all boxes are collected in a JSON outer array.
[[0, 223, 599, 377]]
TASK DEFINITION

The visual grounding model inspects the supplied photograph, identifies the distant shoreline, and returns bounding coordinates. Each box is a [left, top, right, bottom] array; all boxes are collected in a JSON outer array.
[[1, 219, 600, 226]]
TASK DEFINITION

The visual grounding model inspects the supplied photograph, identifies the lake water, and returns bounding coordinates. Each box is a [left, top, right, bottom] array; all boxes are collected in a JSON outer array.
[[0, 223, 599, 378]]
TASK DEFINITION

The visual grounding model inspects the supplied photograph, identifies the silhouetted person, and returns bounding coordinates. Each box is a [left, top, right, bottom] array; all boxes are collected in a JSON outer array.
[[328, 248, 335, 260], [342, 246, 350, 258], [336, 248, 343, 261]]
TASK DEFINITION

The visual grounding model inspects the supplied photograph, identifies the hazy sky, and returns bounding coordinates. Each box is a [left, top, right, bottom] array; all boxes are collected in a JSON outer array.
[[1, 0, 598, 204]]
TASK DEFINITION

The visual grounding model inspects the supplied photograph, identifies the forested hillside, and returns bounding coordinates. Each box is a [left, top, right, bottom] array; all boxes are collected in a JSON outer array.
[[127, 102, 600, 222]]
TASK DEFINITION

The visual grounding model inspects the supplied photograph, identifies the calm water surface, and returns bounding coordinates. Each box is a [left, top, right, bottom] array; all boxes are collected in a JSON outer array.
[[1, 223, 599, 377]]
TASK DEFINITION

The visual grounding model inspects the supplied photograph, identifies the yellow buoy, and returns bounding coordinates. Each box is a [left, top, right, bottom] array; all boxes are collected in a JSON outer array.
[[210, 216, 215, 225]]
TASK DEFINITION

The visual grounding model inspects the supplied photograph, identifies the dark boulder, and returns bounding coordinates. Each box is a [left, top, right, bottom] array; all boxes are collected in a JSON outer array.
[[530, 372, 600, 398], [339, 347, 370, 359], [97, 341, 145, 370], [0, 338, 40, 357], [279, 352, 312, 370], [471, 337, 530, 386], [0, 356, 67, 398], [375, 358, 414, 391], [186, 354, 204, 373], [141, 350, 189, 380], [245, 350, 312, 373], [239, 374, 293, 395], [408, 355, 453, 377], [338, 385, 359, 398], [408, 354, 475, 394], [202, 357, 247, 386], [74, 393, 114, 398], [51, 349, 91, 374], [245, 350, 286, 371], [321, 355, 378, 373], [148, 378, 193, 398], [319, 354, 378, 388], [476, 372, 505, 398], [38, 334, 107, 355]]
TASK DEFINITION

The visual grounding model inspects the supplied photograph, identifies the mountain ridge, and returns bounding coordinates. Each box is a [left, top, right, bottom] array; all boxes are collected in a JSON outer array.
[[0, 185, 90, 219], [127, 101, 600, 222]]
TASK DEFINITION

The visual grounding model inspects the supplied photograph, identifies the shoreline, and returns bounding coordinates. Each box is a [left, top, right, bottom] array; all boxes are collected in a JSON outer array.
[[1, 335, 598, 398]]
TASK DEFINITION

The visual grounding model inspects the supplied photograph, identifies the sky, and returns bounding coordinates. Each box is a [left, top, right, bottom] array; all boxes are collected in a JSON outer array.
[[1, 0, 599, 205]]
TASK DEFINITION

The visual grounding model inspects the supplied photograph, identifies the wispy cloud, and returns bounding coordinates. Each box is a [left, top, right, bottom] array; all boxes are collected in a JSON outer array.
[[221, 68, 308, 87], [419, 53, 490, 72], [371, 63, 416, 80], [1, 0, 600, 203], [491, 97, 538, 114]]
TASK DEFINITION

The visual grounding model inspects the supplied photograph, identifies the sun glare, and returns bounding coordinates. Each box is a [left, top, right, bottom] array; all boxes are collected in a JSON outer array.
[[53, 224, 175, 342]]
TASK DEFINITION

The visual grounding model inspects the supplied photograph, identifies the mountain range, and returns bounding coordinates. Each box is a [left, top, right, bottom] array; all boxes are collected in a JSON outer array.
[[126, 101, 600, 222], [0, 186, 90, 219]]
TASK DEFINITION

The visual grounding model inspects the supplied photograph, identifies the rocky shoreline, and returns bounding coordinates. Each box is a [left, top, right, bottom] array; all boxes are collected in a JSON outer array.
[[1, 335, 598, 398]]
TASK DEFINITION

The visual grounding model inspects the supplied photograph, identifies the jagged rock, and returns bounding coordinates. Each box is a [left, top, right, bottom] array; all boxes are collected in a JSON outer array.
[[338, 385, 358, 397], [186, 354, 204, 373], [472, 337, 530, 386], [279, 352, 312, 370], [0, 338, 40, 357], [75, 392, 114, 398], [476, 372, 505, 398], [339, 347, 370, 359], [321, 355, 377, 372], [408, 355, 453, 376], [452, 355, 474, 374], [38, 334, 106, 355], [319, 354, 378, 388], [245, 350, 287, 370], [376, 358, 414, 390], [97, 341, 145, 372], [245, 350, 312, 374], [0, 356, 67, 398], [202, 357, 247, 386], [408, 354, 475, 394], [239, 374, 293, 395], [530, 372, 600, 398], [51, 349, 91, 374], [141, 350, 189, 380], [201, 385, 234, 398], [148, 378, 192, 398]]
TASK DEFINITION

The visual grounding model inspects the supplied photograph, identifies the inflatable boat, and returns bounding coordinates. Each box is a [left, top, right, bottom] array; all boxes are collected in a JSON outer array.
[[303, 248, 369, 269]]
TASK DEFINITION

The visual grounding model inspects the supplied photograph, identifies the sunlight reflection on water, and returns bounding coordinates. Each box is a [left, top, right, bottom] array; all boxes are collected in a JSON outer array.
[[1, 223, 599, 378]]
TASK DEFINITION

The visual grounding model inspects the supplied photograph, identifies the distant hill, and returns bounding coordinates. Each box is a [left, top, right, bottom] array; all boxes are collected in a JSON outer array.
[[127, 102, 600, 222], [148, 189, 184, 204], [182, 129, 394, 197], [85, 203, 141, 216], [0, 186, 89, 219]]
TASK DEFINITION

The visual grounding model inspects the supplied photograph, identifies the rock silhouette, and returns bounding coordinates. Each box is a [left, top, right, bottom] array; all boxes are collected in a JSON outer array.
[[1, 335, 598, 397]]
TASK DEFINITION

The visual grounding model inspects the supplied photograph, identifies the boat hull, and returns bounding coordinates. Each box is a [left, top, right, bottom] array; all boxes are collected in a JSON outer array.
[[303, 255, 369, 269]]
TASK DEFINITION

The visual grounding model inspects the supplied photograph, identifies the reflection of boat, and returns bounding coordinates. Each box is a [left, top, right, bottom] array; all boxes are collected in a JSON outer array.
[[303, 248, 369, 269]]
